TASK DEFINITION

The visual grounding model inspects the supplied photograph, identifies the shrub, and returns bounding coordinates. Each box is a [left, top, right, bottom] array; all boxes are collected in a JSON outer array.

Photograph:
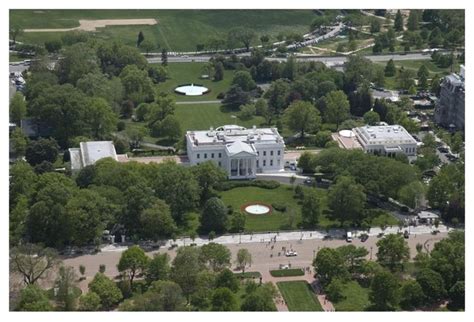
[[217, 92, 226, 99], [269, 268, 304, 277], [117, 121, 126, 131], [215, 180, 280, 191], [271, 202, 287, 212]]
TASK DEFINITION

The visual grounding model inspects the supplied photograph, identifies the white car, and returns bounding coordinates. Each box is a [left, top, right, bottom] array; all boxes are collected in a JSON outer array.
[[285, 250, 298, 257]]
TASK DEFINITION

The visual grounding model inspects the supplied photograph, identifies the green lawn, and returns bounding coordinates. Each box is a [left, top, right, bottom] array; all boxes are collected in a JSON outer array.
[[12, 10, 316, 51], [270, 268, 304, 277], [175, 104, 265, 133], [375, 59, 455, 75], [277, 281, 323, 311], [332, 280, 370, 311], [219, 186, 336, 232], [156, 62, 234, 102]]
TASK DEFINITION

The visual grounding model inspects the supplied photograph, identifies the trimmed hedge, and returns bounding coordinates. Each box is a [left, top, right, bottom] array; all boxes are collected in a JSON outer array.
[[234, 271, 262, 279], [270, 268, 305, 277], [215, 180, 280, 191]]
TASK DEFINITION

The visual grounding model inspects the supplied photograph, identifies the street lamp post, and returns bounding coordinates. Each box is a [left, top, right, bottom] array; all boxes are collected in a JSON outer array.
[[370, 246, 373, 260]]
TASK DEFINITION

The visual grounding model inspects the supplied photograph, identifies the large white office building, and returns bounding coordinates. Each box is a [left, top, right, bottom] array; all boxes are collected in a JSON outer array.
[[186, 125, 285, 179], [353, 125, 417, 157]]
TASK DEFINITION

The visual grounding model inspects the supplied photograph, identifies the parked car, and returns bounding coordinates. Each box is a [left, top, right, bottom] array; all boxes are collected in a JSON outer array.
[[360, 233, 369, 242], [285, 250, 298, 257], [323, 235, 332, 241], [303, 179, 314, 186], [346, 232, 352, 242], [437, 146, 449, 153]]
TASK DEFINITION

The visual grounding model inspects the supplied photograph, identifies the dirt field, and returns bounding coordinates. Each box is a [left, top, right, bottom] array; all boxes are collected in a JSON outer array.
[[24, 18, 158, 32]]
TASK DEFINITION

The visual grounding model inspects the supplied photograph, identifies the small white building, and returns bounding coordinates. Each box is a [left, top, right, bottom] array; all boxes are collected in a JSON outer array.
[[186, 125, 285, 179], [69, 141, 118, 173], [353, 125, 417, 157]]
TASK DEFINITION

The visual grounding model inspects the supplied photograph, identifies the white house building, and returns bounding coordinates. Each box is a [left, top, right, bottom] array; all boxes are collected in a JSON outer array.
[[69, 141, 118, 173], [353, 125, 417, 157], [186, 125, 285, 179]]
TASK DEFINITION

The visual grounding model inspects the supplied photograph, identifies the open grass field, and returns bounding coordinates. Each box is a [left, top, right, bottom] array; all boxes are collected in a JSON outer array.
[[374, 59, 455, 75], [277, 281, 323, 311], [11, 10, 316, 52], [156, 62, 234, 102], [332, 280, 370, 311]]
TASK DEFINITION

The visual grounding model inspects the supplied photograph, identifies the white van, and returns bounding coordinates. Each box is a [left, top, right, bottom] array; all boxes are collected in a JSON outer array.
[[346, 232, 352, 242]]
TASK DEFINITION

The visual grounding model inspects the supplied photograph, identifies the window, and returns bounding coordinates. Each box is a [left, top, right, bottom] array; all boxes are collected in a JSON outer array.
[[211, 153, 215, 158], [277, 150, 281, 156], [204, 153, 207, 159], [197, 153, 200, 159], [263, 151, 266, 156], [270, 150, 274, 156], [256, 160, 259, 167], [270, 159, 273, 166], [218, 153, 222, 158], [263, 160, 266, 166], [218, 161, 221, 166]]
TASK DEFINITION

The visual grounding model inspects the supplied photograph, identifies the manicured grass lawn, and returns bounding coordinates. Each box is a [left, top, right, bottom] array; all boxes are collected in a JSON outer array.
[[175, 104, 265, 133], [332, 280, 370, 311], [12, 10, 316, 51], [368, 211, 400, 227], [374, 59, 454, 75], [219, 186, 335, 232], [270, 268, 304, 277], [277, 281, 323, 311], [155, 62, 234, 101]]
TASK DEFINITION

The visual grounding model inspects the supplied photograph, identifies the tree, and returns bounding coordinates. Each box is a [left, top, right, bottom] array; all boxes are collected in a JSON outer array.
[[88, 273, 123, 309], [140, 38, 156, 55], [397, 68, 416, 90], [10, 128, 28, 157], [235, 249, 252, 274], [171, 246, 205, 301], [416, 268, 447, 305], [10, 92, 27, 125], [264, 79, 291, 114], [369, 270, 400, 310], [137, 31, 145, 47], [407, 10, 420, 31], [45, 40, 62, 53], [9, 24, 24, 44], [337, 245, 369, 273], [155, 115, 181, 140], [370, 18, 381, 34], [25, 138, 59, 166], [394, 10, 404, 32], [120, 280, 186, 311], [211, 287, 238, 311], [148, 65, 168, 84], [86, 97, 118, 140], [398, 181, 425, 209], [215, 269, 239, 292], [78, 292, 101, 311], [284, 101, 321, 138], [15, 284, 52, 311], [232, 70, 256, 91], [10, 244, 60, 285], [213, 61, 224, 81], [241, 282, 277, 311], [384, 59, 396, 77], [56, 43, 100, 84], [417, 64, 429, 89], [400, 280, 424, 310], [119, 64, 155, 104], [140, 200, 177, 240], [161, 48, 168, 66], [146, 253, 171, 284], [327, 176, 366, 225], [363, 110, 380, 125], [54, 266, 79, 311], [191, 161, 227, 203], [313, 248, 349, 285], [326, 277, 345, 302], [450, 132, 463, 154], [324, 90, 350, 129], [222, 85, 251, 110], [297, 151, 316, 173], [301, 189, 322, 228], [117, 245, 149, 285], [200, 243, 232, 272], [449, 281, 464, 310], [200, 197, 228, 234], [229, 211, 246, 233], [376, 234, 410, 271], [227, 27, 256, 51]]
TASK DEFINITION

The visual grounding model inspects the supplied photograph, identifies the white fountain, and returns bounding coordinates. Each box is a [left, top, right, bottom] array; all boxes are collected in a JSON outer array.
[[175, 83, 209, 96]]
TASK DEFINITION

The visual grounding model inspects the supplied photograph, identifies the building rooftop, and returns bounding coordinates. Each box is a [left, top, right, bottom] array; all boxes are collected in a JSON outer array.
[[354, 125, 417, 145], [186, 125, 284, 147], [80, 141, 118, 166]]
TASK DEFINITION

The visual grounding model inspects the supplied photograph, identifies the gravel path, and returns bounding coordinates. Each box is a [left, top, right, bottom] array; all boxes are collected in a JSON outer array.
[[24, 19, 158, 32]]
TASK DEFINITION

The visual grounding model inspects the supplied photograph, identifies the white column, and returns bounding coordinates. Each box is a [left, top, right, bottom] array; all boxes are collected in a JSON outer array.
[[237, 158, 240, 177]]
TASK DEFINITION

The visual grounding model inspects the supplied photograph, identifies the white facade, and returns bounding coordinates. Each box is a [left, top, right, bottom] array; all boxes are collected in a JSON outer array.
[[353, 125, 417, 157], [186, 125, 285, 179], [69, 141, 118, 173]]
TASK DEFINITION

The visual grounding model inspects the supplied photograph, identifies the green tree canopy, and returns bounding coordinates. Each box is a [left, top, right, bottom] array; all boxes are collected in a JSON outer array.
[[117, 245, 149, 284], [284, 100, 321, 138], [376, 234, 410, 271]]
